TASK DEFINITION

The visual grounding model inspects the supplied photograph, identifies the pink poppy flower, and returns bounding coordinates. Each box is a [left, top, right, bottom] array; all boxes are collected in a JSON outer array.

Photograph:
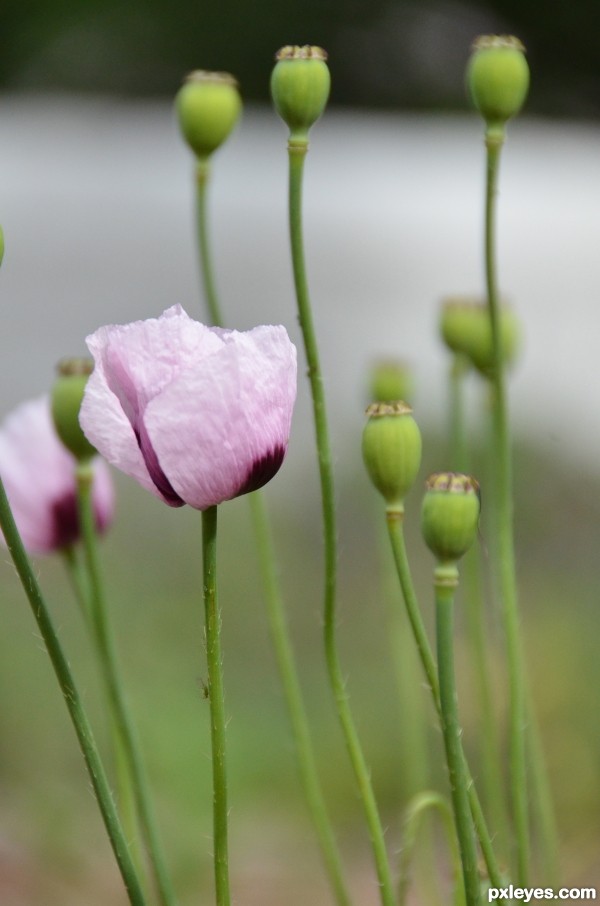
[[0, 396, 115, 554], [80, 305, 297, 510]]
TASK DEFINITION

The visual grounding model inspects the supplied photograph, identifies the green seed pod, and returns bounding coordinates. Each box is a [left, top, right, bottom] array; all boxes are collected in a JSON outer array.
[[176, 71, 242, 161], [271, 46, 331, 144], [369, 360, 414, 405], [362, 401, 422, 512], [440, 297, 520, 377], [51, 358, 97, 462], [467, 35, 529, 131], [421, 472, 480, 563]]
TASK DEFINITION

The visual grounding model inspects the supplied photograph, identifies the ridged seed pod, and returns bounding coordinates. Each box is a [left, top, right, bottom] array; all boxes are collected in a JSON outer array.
[[271, 46, 331, 144], [467, 35, 529, 130], [362, 401, 422, 512], [176, 71, 242, 160], [369, 360, 414, 405], [51, 358, 97, 462], [440, 298, 520, 377], [421, 472, 480, 563]]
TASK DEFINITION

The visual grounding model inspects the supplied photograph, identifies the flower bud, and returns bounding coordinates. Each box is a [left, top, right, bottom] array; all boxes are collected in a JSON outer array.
[[176, 71, 242, 161], [421, 472, 480, 563], [362, 402, 422, 512], [51, 358, 97, 462], [369, 360, 414, 404], [440, 298, 520, 377], [467, 36, 529, 132], [271, 46, 330, 144]]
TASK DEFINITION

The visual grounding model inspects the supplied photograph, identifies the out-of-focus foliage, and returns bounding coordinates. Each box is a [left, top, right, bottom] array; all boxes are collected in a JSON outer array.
[[1, 0, 600, 114]]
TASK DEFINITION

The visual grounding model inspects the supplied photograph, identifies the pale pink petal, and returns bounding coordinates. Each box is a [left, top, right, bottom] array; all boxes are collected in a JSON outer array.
[[81, 305, 225, 506], [145, 325, 297, 509], [0, 396, 115, 554]]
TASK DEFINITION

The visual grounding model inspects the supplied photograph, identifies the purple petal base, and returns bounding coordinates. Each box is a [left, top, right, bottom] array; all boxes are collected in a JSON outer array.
[[236, 445, 286, 497]]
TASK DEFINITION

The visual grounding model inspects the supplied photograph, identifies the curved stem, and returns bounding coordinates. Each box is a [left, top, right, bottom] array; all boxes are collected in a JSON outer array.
[[0, 475, 147, 905], [76, 462, 177, 906], [288, 142, 395, 906], [196, 160, 221, 327], [484, 131, 529, 883], [202, 505, 230, 906], [249, 492, 352, 906], [385, 512, 503, 889], [193, 147, 351, 906], [397, 790, 464, 906], [435, 570, 481, 906]]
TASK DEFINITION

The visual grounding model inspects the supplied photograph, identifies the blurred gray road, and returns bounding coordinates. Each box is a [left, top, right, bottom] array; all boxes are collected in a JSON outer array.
[[0, 95, 598, 478]]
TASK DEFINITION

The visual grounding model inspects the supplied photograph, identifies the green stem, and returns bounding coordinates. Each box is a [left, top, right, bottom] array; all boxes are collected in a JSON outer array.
[[76, 462, 177, 906], [0, 475, 147, 905], [249, 492, 352, 906], [449, 354, 470, 471], [202, 506, 230, 906], [435, 568, 481, 906], [193, 147, 351, 906], [484, 130, 529, 883], [196, 159, 221, 327], [385, 512, 503, 889], [288, 141, 395, 906], [62, 545, 146, 889], [397, 791, 464, 906], [448, 359, 510, 855]]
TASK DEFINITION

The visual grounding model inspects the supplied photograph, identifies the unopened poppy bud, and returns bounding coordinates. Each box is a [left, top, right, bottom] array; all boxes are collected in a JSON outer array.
[[369, 360, 414, 404], [440, 298, 520, 377], [421, 472, 480, 563], [467, 36, 529, 133], [51, 358, 97, 462], [271, 46, 330, 145], [362, 402, 422, 513], [176, 71, 242, 161]]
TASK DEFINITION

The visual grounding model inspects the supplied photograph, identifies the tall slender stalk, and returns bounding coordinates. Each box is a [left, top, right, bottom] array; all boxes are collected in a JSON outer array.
[[76, 462, 177, 906], [484, 131, 529, 883], [448, 356, 510, 854], [0, 475, 147, 906], [288, 141, 395, 906], [435, 567, 481, 906], [194, 151, 351, 906], [196, 160, 221, 327], [201, 505, 230, 906], [385, 512, 503, 890]]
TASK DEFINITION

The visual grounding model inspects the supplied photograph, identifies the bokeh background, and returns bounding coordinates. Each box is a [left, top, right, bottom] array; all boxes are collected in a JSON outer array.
[[0, 1, 599, 903]]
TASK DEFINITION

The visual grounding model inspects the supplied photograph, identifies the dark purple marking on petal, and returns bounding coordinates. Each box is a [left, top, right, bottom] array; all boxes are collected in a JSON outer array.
[[236, 444, 286, 497], [134, 423, 185, 507], [51, 492, 80, 549]]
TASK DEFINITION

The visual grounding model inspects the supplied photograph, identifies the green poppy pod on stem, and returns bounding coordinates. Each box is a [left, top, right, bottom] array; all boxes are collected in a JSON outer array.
[[369, 360, 414, 405], [176, 70, 242, 161], [271, 45, 331, 144], [362, 401, 422, 513], [467, 35, 529, 131], [440, 297, 520, 377], [51, 358, 97, 462], [421, 472, 480, 563]]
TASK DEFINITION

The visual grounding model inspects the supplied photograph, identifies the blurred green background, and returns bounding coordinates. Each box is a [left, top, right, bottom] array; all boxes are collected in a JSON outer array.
[[0, 0, 600, 115], [0, 0, 599, 903]]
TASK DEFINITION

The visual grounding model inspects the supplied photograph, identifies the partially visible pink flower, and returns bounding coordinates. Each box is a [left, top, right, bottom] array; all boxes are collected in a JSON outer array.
[[0, 396, 115, 554], [80, 305, 297, 510]]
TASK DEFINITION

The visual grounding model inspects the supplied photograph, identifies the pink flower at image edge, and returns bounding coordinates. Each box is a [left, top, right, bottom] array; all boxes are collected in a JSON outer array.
[[0, 396, 114, 554], [80, 305, 297, 510]]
